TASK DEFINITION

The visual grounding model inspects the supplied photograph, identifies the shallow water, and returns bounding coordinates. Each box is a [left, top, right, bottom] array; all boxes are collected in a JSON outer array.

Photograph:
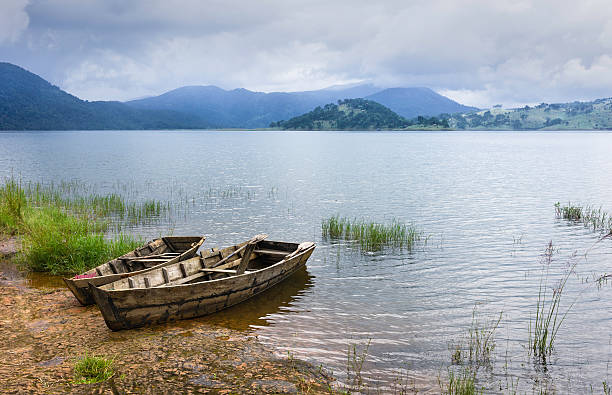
[[2, 130, 612, 392]]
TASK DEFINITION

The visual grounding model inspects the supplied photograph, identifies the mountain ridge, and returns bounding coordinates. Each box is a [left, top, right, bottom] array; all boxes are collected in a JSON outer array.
[[0, 62, 210, 130], [127, 83, 475, 128]]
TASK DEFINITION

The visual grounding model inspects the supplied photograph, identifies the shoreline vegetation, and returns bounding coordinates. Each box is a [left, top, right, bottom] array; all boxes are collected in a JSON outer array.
[[0, 177, 169, 275]]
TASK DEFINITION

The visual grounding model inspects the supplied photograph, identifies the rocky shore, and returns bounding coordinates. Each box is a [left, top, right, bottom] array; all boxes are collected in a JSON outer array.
[[0, 241, 332, 394]]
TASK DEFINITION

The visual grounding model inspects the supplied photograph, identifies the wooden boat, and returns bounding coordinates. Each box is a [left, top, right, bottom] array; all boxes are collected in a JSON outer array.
[[64, 236, 205, 306], [89, 235, 315, 331]]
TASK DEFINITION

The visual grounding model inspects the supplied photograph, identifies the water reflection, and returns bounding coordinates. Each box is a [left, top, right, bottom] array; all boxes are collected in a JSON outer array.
[[202, 267, 314, 330], [0, 260, 65, 288]]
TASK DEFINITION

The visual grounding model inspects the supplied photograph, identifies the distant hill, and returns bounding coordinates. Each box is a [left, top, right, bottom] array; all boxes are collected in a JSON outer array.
[[126, 84, 383, 129], [364, 87, 477, 119], [0, 63, 210, 130], [449, 99, 612, 130], [272, 98, 449, 130], [127, 84, 473, 128]]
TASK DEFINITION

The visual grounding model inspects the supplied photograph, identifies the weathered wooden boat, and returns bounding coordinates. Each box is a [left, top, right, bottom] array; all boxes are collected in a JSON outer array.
[[64, 236, 205, 306], [89, 235, 315, 331]]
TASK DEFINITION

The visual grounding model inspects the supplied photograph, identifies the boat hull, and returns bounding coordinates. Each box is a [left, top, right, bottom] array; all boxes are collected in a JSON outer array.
[[90, 244, 314, 330], [64, 236, 204, 305]]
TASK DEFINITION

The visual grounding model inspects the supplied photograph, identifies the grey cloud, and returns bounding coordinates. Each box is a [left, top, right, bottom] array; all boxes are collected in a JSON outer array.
[[0, 0, 29, 44], [2, 0, 612, 107]]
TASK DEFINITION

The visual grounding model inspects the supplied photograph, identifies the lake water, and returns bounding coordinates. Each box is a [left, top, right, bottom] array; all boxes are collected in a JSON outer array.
[[2, 130, 612, 392]]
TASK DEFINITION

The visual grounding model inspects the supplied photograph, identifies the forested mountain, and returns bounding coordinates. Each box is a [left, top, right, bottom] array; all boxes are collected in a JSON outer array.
[[0, 62, 477, 130], [271, 98, 449, 130], [127, 84, 473, 128], [0, 63, 209, 130], [448, 99, 612, 130]]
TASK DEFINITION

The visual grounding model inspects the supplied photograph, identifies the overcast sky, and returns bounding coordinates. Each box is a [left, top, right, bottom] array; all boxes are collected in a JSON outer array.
[[2, 0, 612, 108]]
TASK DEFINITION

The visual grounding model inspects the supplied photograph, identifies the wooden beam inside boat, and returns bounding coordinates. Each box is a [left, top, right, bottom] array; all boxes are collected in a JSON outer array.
[[235, 242, 256, 275]]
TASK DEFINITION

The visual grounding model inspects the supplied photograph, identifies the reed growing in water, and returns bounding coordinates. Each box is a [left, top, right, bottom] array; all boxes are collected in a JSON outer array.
[[528, 241, 576, 363], [322, 215, 422, 252], [555, 202, 612, 232], [0, 177, 143, 275]]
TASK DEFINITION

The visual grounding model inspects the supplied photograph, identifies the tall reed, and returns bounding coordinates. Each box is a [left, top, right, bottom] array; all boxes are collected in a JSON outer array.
[[528, 241, 576, 363], [0, 177, 26, 233], [322, 215, 422, 252], [555, 202, 612, 232]]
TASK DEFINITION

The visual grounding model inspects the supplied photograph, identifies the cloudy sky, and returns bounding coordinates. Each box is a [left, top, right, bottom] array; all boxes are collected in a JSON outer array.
[[2, 0, 612, 107]]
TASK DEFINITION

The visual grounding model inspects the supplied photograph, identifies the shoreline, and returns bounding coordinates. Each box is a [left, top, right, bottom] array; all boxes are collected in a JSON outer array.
[[0, 244, 332, 394]]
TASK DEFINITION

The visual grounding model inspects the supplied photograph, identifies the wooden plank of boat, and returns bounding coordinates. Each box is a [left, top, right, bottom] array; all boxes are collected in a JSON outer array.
[[63, 236, 205, 306], [90, 239, 315, 331]]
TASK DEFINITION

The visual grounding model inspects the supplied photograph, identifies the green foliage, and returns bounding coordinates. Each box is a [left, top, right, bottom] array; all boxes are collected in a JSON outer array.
[[20, 206, 141, 274], [450, 97, 612, 130], [555, 202, 612, 232], [441, 368, 481, 395], [0, 177, 144, 275], [273, 99, 410, 130], [322, 215, 422, 252], [0, 178, 26, 234], [73, 354, 114, 384]]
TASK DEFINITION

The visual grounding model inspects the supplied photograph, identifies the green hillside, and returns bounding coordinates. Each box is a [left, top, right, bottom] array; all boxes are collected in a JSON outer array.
[[0, 62, 209, 130], [271, 99, 449, 130], [450, 99, 612, 130]]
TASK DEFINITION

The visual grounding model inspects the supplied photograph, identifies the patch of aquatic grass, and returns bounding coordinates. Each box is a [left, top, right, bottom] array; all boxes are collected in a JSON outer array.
[[440, 367, 482, 395], [73, 354, 114, 384], [0, 177, 27, 234], [322, 215, 422, 252], [528, 241, 577, 363], [18, 178, 172, 228], [345, 339, 371, 393], [20, 205, 142, 274], [555, 202, 612, 232], [450, 308, 501, 369]]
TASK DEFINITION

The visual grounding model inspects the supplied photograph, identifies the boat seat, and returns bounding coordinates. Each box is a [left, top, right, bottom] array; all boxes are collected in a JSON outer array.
[[200, 268, 252, 274], [253, 249, 288, 258]]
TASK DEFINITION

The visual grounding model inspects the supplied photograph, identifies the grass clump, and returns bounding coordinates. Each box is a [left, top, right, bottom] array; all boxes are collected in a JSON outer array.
[[0, 178, 27, 234], [322, 215, 422, 252], [528, 241, 576, 363], [73, 354, 114, 384], [440, 367, 482, 395], [450, 308, 501, 369], [21, 207, 141, 274], [344, 339, 371, 393], [555, 202, 612, 232], [0, 177, 144, 275]]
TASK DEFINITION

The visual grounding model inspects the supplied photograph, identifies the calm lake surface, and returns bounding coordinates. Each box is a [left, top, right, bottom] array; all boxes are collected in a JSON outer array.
[[2, 130, 612, 392]]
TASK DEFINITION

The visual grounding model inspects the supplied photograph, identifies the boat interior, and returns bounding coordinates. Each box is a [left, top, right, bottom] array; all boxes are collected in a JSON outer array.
[[101, 239, 300, 290], [76, 236, 203, 278]]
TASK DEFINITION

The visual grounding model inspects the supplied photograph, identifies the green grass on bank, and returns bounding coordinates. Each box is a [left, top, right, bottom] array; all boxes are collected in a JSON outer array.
[[0, 177, 143, 275], [322, 215, 422, 252]]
